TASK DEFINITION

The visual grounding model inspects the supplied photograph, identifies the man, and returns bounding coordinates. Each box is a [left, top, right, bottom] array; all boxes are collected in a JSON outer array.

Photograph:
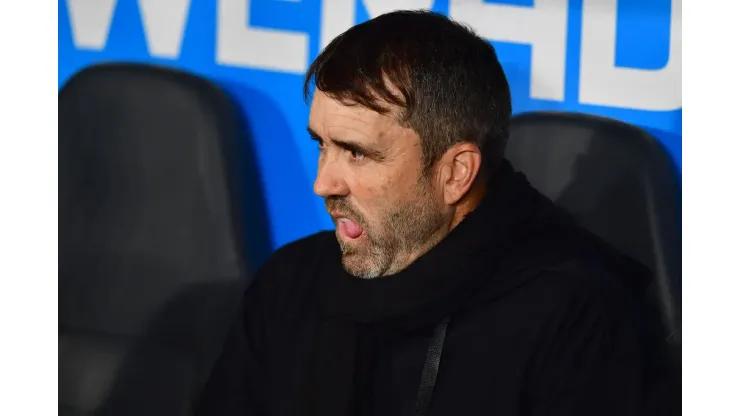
[[196, 10, 668, 416]]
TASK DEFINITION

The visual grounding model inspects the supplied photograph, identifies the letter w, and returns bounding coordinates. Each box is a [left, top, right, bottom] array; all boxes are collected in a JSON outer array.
[[65, 0, 192, 59]]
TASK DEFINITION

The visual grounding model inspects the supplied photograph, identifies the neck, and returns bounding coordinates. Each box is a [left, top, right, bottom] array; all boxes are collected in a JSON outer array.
[[382, 225, 450, 276]]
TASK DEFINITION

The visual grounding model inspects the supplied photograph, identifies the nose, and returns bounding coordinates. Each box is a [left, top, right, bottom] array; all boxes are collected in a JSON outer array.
[[313, 157, 349, 198]]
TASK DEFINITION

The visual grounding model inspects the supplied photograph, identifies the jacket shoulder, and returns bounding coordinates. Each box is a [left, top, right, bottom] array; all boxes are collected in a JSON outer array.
[[245, 230, 335, 298], [265, 230, 335, 269]]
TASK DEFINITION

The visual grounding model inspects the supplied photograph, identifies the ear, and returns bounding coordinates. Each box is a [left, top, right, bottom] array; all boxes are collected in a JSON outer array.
[[437, 142, 482, 205]]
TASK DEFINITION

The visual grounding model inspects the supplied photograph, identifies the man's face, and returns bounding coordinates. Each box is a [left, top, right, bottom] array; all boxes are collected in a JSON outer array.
[[308, 91, 449, 278]]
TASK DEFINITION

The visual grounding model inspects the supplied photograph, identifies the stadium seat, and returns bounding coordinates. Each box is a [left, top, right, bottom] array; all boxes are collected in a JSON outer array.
[[59, 63, 261, 415], [506, 111, 681, 363]]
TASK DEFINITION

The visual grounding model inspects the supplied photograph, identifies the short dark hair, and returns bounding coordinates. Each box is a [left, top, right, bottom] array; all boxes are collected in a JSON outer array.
[[304, 9, 512, 176]]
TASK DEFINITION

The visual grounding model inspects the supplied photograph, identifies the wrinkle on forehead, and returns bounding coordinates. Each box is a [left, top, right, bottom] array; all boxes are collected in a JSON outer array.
[[310, 91, 417, 152]]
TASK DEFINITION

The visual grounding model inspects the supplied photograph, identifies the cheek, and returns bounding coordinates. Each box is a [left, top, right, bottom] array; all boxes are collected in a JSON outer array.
[[347, 175, 396, 218], [360, 175, 423, 217], [347, 157, 425, 217], [349, 180, 385, 210]]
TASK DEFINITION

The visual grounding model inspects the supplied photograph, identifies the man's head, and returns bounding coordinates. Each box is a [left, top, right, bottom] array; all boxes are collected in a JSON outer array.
[[305, 10, 511, 278]]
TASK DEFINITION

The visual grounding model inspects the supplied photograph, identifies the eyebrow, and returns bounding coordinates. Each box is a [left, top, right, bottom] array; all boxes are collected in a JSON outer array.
[[306, 126, 386, 161]]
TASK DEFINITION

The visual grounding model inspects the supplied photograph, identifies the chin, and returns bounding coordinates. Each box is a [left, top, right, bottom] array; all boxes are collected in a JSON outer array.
[[340, 253, 380, 279], [342, 263, 380, 279]]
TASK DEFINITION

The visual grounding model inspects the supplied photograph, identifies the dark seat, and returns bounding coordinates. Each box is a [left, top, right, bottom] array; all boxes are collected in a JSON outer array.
[[59, 63, 259, 415], [506, 111, 681, 354]]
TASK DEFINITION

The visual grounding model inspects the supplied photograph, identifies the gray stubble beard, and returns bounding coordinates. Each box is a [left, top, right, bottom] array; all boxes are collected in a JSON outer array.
[[339, 178, 448, 279]]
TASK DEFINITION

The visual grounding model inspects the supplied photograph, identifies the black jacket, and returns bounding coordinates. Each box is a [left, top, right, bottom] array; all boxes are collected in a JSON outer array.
[[196, 161, 673, 416]]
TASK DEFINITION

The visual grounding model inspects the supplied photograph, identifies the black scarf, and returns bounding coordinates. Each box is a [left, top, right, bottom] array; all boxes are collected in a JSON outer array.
[[292, 160, 576, 416]]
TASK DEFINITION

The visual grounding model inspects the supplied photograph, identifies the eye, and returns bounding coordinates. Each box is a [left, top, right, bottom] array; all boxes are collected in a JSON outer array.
[[316, 139, 326, 152], [349, 149, 365, 160]]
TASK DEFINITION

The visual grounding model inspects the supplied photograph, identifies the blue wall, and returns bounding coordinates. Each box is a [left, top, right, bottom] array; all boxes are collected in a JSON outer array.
[[59, 0, 682, 252]]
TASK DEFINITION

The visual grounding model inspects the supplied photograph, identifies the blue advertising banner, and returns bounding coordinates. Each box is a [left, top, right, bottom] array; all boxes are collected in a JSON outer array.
[[59, 0, 682, 251]]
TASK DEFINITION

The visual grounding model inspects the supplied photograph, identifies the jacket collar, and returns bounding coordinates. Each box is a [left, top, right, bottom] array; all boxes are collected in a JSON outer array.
[[318, 159, 553, 329]]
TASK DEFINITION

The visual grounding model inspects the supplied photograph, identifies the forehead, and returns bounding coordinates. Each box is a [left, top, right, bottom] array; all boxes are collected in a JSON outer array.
[[308, 91, 409, 144]]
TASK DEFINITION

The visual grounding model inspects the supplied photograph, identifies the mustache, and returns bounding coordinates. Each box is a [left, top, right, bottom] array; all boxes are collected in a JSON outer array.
[[325, 197, 365, 224]]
